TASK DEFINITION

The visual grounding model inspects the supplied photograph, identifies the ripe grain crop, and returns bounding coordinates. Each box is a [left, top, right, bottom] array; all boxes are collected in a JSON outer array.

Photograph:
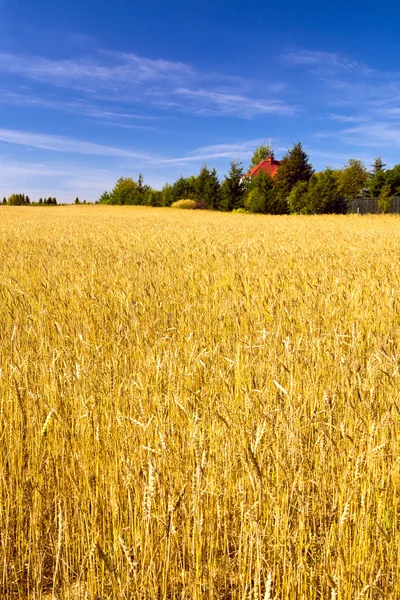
[[1, 206, 400, 599]]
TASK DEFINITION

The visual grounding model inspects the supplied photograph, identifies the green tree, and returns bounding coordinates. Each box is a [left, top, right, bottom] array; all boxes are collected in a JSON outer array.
[[161, 183, 174, 206], [369, 169, 387, 198], [249, 144, 272, 169], [372, 156, 386, 174], [338, 159, 369, 198], [136, 173, 153, 205], [219, 160, 246, 211], [195, 165, 220, 208], [169, 176, 196, 204], [274, 142, 314, 211], [2, 197, 6, 204], [288, 180, 309, 213], [304, 167, 347, 214], [385, 165, 400, 195], [149, 190, 163, 206], [99, 191, 111, 204], [245, 171, 277, 213], [75, 197, 80, 204], [111, 177, 138, 205], [8, 193, 27, 205], [378, 184, 392, 213]]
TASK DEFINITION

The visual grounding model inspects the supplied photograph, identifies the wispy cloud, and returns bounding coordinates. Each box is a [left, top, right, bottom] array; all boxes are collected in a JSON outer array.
[[0, 89, 156, 122], [157, 139, 288, 165], [283, 49, 373, 75], [0, 49, 296, 118], [326, 113, 368, 123], [331, 122, 400, 148], [0, 128, 153, 159], [0, 51, 193, 88], [173, 88, 298, 117]]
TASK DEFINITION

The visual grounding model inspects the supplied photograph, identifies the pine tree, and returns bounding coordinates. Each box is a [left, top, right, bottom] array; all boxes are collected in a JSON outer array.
[[274, 142, 314, 211], [195, 165, 220, 208], [372, 156, 386, 174], [219, 161, 246, 211]]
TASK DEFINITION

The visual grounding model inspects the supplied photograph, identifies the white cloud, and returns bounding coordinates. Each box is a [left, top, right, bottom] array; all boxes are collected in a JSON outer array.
[[173, 88, 298, 117], [0, 50, 296, 119], [0, 128, 153, 159], [283, 49, 373, 75]]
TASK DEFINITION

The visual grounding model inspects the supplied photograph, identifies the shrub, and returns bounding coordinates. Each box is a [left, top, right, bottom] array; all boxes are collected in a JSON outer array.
[[171, 199, 196, 209], [232, 207, 248, 214]]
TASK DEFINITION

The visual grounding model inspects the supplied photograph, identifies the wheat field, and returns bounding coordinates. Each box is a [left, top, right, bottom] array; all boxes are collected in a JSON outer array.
[[1, 206, 400, 599]]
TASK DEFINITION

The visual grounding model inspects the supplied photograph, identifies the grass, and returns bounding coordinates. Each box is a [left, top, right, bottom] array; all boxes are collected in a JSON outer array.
[[1, 206, 400, 599]]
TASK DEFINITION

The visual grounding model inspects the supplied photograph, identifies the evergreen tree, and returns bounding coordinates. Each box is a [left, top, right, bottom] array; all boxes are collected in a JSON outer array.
[[195, 165, 220, 208], [274, 142, 314, 211], [136, 173, 146, 205], [219, 160, 246, 211], [75, 197, 80, 204], [372, 156, 386, 174], [2, 197, 6, 204], [149, 190, 163, 206], [338, 159, 369, 198], [99, 191, 111, 204], [369, 169, 387, 198], [245, 171, 277, 213], [170, 176, 196, 203]]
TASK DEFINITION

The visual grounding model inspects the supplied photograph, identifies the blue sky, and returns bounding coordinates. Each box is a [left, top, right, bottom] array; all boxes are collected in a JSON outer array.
[[1, 0, 399, 202]]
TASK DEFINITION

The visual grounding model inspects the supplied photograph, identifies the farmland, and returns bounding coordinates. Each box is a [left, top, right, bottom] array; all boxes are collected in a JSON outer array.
[[1, 206, 400, 598]]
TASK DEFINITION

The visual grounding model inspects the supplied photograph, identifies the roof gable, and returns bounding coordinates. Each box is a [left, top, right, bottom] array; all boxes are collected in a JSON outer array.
[[246, 156, 281, 178]]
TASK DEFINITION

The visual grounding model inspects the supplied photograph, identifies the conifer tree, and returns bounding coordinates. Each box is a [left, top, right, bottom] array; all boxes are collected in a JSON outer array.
[[372, 156, 386, 174], [274, 142, 314, 211], [219, 160, 246, 211], [195, 165, 220, 208]]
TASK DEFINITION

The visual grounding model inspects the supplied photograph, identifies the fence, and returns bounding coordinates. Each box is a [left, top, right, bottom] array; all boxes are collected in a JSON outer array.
[[348, 197, 400, 214]]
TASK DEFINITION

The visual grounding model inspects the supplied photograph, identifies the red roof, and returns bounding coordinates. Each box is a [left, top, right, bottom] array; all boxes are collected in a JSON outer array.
[[245, 155, 281, 178]]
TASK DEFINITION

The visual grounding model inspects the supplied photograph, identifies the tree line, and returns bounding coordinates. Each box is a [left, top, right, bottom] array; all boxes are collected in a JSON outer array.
[[3, 194, 58, 205], [99, 143, 399, 214], [3, 143, 399, 213]]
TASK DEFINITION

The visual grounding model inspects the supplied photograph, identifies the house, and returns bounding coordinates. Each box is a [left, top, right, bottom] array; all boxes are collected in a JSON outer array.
[[245, 154, 281, 178]]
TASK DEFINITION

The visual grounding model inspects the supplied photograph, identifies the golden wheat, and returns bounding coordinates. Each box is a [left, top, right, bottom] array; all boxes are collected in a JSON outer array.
[[1, 206, 400, 598]]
